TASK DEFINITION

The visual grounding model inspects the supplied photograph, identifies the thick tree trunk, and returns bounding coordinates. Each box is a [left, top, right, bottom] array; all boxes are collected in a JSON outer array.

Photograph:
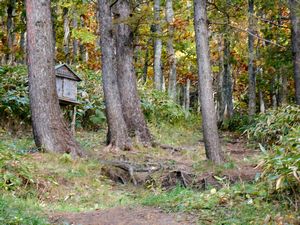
[[289, 0, 300, 105], [6, 0, 16, 64], [248, 0, 256, 115], [26, 0, 83, 157], [63, 7, 70, 63], [114, 0, 152, 144], [194, 0, 223, 164], [98, 0, 131, 150], [166, 0, 177, 100], [153, 0, 163, 90]]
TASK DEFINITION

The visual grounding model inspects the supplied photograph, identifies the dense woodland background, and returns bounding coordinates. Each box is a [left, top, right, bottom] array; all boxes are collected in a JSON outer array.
[[0, 0, 299, 224]]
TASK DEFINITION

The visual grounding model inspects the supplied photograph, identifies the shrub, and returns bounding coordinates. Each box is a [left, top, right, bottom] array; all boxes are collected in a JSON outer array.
[[0, 144, 34, 191], [260, 127, 300, 198], [245, 105, 300, 147], [221, 114, 254, 132], [0, 66, 30, 127], [139, 87, 185, 124]]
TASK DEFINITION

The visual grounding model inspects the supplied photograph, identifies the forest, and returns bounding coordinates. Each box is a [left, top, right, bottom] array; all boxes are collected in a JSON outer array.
[[0, 0, 299, 224]]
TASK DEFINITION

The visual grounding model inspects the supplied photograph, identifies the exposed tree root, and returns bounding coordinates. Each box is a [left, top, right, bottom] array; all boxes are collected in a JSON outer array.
[[99, 159, 162, 186]]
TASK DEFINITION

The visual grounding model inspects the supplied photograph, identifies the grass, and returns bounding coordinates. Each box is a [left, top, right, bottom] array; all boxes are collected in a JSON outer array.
[[140, 184, 299, 224], [0, 195, 49, 225], [0, 122, 299, 224]]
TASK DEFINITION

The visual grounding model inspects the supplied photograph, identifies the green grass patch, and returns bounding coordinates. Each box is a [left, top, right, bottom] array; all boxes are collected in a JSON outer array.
[[0, 195, 49, 225], [140, 184, 299, 224]]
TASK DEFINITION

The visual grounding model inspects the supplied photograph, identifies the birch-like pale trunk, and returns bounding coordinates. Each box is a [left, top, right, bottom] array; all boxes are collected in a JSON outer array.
[[153, 0, 163, 90], [63, 7, 70, 63], [166, 0, 177, 100]]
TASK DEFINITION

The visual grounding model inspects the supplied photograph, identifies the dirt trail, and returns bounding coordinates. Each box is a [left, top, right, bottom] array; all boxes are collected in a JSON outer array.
[[49, 206, 195, 225], [49, 137, 258, 225]]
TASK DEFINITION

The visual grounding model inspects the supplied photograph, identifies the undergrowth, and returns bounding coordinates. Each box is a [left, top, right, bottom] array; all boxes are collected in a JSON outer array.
[[141, 184, 299, 224]]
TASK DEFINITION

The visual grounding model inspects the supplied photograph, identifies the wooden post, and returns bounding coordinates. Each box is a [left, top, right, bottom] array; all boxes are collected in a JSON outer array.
[[71, 105, 77, 135]]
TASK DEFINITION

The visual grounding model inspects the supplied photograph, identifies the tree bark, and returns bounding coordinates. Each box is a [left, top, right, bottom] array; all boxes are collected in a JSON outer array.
[[63, 7, 70, 63], [6, 0, 16, 64], [216, 35, 225, 125], [194, 0, 223, 164], [166, 0, 177, 100], [98, 0, 131, 150], [248, 0, 256, 115], [259, 89, 265, 113], [289, 0, 300, 105], [79, 15, 88, 62], [153, 0, 163, 90], [26, 0, 83, 157], [185, 79, 190, 118], [114, 0, 152, 144], [223, 37, 234, 119], [72, 12, 79, 63], [142, 39, 150, 84]]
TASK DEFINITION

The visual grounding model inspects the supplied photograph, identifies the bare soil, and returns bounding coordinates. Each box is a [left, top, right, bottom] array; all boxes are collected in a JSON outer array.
[[49, 206, 195, 225], [48, 136, 259, 225]]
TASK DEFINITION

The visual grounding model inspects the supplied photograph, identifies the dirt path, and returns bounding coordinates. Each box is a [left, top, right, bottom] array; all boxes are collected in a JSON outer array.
[[49, 206, 195, 225], [48, 136, 258, 225]]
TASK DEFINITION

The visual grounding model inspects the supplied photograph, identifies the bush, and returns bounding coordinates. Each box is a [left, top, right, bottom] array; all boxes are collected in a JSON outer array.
[[245, 105, 300, 147], [0, 66, 30, 127], [139, 87, 185, 124], [0, 144, 34, 191], [0, 66, 106, 131], [221, 114, 254, 132], [260, 127, 300, 198]]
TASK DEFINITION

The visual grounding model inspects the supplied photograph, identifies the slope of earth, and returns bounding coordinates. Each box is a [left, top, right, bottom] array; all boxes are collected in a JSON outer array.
[[1, 123, 298, 224]]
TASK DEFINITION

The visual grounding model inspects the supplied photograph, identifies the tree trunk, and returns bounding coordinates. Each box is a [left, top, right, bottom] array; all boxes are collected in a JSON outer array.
[[248, 0, 256, 115], [153, 0, 163, 90], [281, 73, 288, 105], [114, 0, 152, 144], [6, 0, 16, 64], [63, 7, 70, 63], [142, 39, 150, 84], [72, 12, 79, 64], [289, 0, 300, 105], [185, 79, 190, 118], [223, 37, 234, 119], [217, 36, 225, 125], [19, 1, 26, 64], [166, 0, 177, 100], [98, 0, 131, 150], [51, 5, 57, 55], [259, 89, 265, 113], [194, 0, 223, 164], [79, 15, 88, 62], [26, 0, 83, 157]]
